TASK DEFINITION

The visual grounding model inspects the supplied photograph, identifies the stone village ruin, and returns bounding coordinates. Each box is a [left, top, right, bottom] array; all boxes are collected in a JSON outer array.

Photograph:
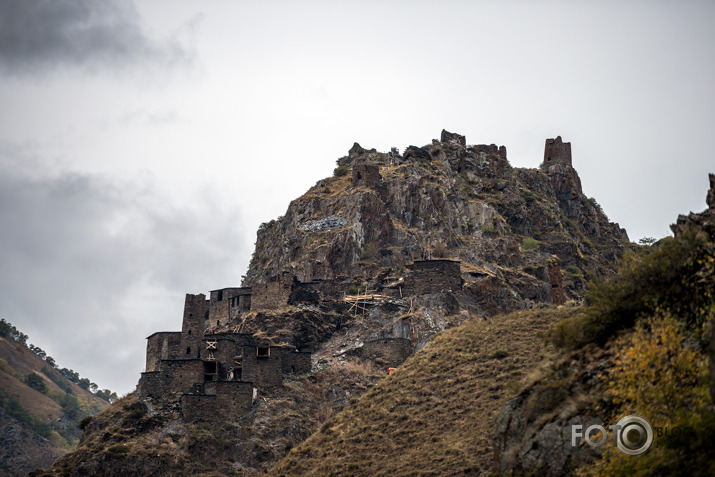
[[137, 133, 575, 423], [137, 259, 469, 422]]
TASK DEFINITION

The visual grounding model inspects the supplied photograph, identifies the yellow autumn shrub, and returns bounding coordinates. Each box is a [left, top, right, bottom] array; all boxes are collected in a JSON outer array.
[[578, 311, 712, 477]]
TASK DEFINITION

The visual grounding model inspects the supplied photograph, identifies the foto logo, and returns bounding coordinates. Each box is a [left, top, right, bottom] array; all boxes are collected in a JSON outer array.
[[571, 415, 654, 456]]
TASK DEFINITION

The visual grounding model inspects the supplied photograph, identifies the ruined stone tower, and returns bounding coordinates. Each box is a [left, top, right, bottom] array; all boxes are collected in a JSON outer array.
[[540, 136, 583, 218], [542, 136, 572, 167], [181, 293, 208, 359]]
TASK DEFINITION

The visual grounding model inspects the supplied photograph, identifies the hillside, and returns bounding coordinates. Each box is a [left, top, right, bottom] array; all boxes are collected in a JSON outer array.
[[273, 175, 715, 476], [0, 323, 113, 476], [272, 305, 575, 476]]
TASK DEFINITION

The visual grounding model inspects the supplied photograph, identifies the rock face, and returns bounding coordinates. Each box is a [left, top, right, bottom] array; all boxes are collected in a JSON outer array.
[[492, 346, 612, 476], [243, 131, 629, 318], [671, 173, 715, 403], [493, 172, 715, 476], [0, 408, 66, 476]]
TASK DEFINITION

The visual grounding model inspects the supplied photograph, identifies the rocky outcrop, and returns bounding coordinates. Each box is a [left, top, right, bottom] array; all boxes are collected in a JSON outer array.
[[671, 173, 715, 236], [0, 408, 66, 476], [494, 172, 715, 476], [243, 131, 629, 319], [440, 129, 466, 147], [671, 173, 715, 403], [493, 346, 613, 476]]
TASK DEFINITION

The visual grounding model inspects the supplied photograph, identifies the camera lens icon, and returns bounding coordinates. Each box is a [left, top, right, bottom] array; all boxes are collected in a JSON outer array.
[[615, 415, 653, 456]]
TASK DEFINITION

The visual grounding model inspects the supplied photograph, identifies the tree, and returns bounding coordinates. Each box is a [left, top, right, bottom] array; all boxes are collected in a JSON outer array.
[[0, 319, 28, 344], [95, 389, 118, 403], [638, 236, 657, 246], [29, 344, 46, 360], [25, 372, 48, 394]]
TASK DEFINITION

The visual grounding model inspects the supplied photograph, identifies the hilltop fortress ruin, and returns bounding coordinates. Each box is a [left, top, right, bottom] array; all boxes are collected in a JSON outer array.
[[137, 131, 626, 423], [137, 258, 467, 422]]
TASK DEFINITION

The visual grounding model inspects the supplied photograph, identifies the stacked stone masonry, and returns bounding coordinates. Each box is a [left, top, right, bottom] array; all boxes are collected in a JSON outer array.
[[352, 163, 382, 188], [404, 259, 463, 295], [361, 338, 414, 367], [250, 272, 294, 310], [139, 258, 468, 422], [542, 136, 572, 167]]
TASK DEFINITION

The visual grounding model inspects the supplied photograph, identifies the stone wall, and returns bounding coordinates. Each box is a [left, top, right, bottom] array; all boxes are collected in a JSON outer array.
[[361, 338, 413, 367], [352, 163, 381, 188], [250, 273, 294, 310], [280, 349, 312, 374], [145, 332, 182, 372], [181, 381, 254, 423], [181, 293, 208, 360], [138, 359, 203, 399], [230, 288, 252, 315], [542, 136, 572, 167], [472, 143, 507, 161], [241, 345, 284, 388], [290, 281, 322, 305], [440, 129, 466, 147], [208, 287, 247, 328], [404, 259, 462, 295]]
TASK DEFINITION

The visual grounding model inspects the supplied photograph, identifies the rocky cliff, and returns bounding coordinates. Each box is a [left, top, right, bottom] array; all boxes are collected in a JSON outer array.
[[493, 174, 715, 476], [244, 131, 628, 315]]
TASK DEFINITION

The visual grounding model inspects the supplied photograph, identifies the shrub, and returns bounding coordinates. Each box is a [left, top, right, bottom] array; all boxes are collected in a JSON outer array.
[[522, 237, 539, 250], [433, 242, 448, 258], [492, 350, 509, 359], [79, 415, 93, 430], [25, 372, 48, 394], [360, 242, 378, 260], [334, 165, 349, 177], [482, 223, 497, 237], [577, 312, 712, 477], [546, 225, 715, 349]]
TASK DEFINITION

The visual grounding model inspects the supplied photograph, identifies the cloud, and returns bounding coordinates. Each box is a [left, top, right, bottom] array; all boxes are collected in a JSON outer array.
[[0, 0, 202, 76], [0, 145, 247, 393]]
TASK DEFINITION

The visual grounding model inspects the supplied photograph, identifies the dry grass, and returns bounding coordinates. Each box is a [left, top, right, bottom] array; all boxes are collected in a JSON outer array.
[[272, 305, 578, 476]]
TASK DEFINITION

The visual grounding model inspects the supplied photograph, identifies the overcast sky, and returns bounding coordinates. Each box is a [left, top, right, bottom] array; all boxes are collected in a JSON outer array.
[[1, 0, 713, 395]]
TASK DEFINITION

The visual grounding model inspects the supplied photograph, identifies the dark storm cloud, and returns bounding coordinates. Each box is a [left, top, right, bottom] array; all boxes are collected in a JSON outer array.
[[0, 0, 201, 75], [0, 145, 246, 392]]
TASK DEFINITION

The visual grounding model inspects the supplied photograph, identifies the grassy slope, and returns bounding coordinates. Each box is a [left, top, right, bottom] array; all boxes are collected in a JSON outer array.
[[0, 337, 107, 418], [0, 336, 106, 405], [272, 305, 577, 476]]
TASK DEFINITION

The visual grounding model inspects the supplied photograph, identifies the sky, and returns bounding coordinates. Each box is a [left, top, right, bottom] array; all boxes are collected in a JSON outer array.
[[0, 0, 713, 395]]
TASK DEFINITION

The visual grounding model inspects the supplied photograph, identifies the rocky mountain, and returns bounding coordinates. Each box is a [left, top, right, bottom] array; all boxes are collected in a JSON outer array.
[[0, 321, 112, 476], [34, 130, 645, 476], [244, 131, 628, 312], [271, 180, 715, 476]]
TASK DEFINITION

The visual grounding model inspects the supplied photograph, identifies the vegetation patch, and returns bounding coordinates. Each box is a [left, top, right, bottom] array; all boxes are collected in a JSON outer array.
[[272, 306, 575, 476]]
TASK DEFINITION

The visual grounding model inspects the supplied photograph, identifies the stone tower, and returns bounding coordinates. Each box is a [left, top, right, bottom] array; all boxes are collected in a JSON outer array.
[[542, 136, 572, 168], [540, 136, 582, 218], [181, 293, 208, 359]]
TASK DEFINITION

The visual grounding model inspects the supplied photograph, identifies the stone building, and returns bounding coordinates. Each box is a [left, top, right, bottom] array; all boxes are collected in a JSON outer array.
[[138, 292, 311, 423], [360, 338, 414, 367], [404, 259, 463, 295], [352, 163, 382, 189]]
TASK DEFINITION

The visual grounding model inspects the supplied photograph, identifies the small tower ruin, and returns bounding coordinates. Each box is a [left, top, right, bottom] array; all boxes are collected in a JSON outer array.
[[542, 136, 572, 168]]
